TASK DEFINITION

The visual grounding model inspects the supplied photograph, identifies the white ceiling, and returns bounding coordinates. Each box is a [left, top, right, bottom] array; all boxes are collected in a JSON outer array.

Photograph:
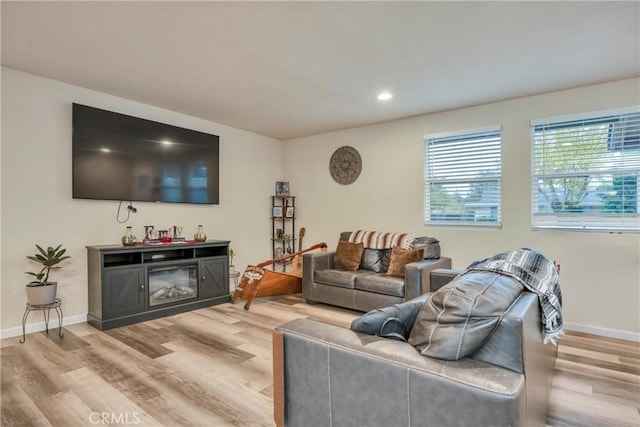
[[2, 1, 639, 140]]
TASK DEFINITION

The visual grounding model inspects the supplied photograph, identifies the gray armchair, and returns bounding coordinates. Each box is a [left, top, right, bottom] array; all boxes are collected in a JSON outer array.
[[273, 269, 558, 427]]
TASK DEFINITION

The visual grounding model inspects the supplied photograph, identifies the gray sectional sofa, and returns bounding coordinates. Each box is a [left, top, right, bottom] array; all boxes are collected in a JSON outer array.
[[273, 269, 558, 427], [302, 231, 452, 312]]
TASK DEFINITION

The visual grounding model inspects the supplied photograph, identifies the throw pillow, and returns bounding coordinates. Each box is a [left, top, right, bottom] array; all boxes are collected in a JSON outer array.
[[408, 271, 523, 360], [350, 295, 429, 341], [333, 241, 364, 271], [359, 248, 386, 273], [379, 248, 392, 272], [386, 246, 424, 277], [410, 236, 441, 259]]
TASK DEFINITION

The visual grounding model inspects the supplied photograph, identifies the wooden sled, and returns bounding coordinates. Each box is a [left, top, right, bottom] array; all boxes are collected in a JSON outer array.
[[231, 242, 327, 310]]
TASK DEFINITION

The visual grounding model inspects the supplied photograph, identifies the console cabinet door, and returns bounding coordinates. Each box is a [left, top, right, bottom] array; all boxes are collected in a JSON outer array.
[[200, 258, 228, 298], [103, 267, 145, 317]]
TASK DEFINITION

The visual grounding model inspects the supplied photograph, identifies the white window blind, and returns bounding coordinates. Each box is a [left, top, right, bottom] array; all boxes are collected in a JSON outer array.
[[424, 126, 502, 227], [531, 108, 640, 233]]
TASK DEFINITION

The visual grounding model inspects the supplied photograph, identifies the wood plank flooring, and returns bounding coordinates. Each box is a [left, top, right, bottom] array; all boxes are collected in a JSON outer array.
[[1, 294, 638, 426]]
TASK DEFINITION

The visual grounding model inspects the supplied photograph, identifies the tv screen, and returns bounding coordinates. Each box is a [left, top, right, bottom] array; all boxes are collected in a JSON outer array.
[[72, 103, 219, 204]]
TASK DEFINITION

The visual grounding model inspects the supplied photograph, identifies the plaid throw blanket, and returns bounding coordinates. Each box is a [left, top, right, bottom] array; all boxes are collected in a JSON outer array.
[[464, 248, 563, 345], [348, 230, 417, 249]]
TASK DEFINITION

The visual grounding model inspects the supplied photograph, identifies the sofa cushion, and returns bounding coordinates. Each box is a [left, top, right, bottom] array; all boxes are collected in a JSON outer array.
[[350, 294, 429, 341], [355, 273, 405, 297], [411, 236, 441, 259], [333, 241, 364, 271], [315, 269, 374, 289], [380, 249, 392, 271], [387, 246, 424, 277], [408, 271, 523, 361], [359, 248, 390, 273]]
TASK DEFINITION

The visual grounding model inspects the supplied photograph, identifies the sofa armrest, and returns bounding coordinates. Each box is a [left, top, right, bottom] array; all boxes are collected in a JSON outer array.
[[404, 257, 452, 300], [302, 251, 335, 301], [429, 268, 463, 292], [274, 318, 527, 427], [303, 250, 335, 270]]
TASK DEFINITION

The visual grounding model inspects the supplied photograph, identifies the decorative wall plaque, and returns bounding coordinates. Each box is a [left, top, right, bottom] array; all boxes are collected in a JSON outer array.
[[329, 146, 362, 185]]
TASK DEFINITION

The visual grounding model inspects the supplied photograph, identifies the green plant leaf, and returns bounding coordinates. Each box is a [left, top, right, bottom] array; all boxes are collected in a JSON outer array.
[[26, 244, 70, 284], [36, 244, 47, 257]]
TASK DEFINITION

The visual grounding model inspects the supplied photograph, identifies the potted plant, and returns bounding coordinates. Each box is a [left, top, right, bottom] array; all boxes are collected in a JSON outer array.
[[25, 244, 71, 305], [229, 247, 236, 274]]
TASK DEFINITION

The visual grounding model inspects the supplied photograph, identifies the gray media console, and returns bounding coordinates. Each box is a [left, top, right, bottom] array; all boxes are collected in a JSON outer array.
[[87, 240, 230, 330]]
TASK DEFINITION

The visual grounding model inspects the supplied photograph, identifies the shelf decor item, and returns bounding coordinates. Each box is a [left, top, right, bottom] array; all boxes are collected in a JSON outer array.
[[194, 225, 207, 242], [25, 244, 71, 306], [285, 206, 295, 218], [273, 206, 283, 217], [121, 226, 137, 246], [275, 181, 290, 196]]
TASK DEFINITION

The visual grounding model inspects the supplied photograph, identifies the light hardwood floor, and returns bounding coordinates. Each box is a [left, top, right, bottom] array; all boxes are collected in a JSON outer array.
[[1, 295, 638, 427]]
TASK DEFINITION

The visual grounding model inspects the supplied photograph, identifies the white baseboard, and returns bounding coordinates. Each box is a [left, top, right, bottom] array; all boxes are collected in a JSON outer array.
[[564, 322, 640, 343], [1, 313, 88, 340]]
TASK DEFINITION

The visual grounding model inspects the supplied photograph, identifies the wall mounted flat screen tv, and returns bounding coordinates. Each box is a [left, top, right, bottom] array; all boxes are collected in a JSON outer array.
[[73, 103, 219, 204]]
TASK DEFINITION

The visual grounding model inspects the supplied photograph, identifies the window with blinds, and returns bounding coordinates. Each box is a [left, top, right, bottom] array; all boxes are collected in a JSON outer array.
[[531, 108, 640, 233], [424, 126, 502, 227]]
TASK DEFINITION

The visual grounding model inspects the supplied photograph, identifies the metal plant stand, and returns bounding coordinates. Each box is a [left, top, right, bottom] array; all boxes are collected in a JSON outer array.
[[20, 298, 64, 343]]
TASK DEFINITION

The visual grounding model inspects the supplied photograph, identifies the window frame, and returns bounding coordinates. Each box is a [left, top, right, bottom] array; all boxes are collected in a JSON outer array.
[[530, 106, 640, 234]]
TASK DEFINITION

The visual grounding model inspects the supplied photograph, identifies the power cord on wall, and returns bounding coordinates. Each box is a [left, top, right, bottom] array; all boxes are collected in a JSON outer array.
[[116, 200, 138, 223]]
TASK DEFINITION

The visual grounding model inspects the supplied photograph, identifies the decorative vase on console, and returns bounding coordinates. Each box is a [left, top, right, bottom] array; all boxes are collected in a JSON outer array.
[[194, 225, 207, 242], [122, 226, 137, 246]]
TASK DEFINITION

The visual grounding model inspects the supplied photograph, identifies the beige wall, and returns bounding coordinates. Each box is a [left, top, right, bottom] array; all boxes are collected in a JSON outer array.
[[3, 68, 638, 340], [1, 68, 284, 335], [285, 78, 640, 339]]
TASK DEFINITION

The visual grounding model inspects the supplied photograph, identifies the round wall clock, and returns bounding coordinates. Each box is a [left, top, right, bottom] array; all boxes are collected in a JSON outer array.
[[330, 146, 362, 185]]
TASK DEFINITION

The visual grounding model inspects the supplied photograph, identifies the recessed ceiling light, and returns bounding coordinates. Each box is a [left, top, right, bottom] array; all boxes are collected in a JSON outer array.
[[377, 92, 393, 101], [161, 140, 173, 145], [100, 148, 111, 153]]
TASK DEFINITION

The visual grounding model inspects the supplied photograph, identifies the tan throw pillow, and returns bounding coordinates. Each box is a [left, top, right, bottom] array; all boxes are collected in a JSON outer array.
[[386, 246, 424, 277], [333, 241, 364, 271]]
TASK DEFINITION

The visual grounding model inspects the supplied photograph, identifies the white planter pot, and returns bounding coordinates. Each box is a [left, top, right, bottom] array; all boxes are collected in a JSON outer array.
[[26, 282, 57, 305]]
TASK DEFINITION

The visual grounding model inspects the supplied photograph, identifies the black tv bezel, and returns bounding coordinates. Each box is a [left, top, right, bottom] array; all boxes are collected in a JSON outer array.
[[72, 103, 220, 205]]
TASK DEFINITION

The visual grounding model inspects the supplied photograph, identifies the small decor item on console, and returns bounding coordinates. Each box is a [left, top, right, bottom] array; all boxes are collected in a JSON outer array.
[[143, 225, 156, 244], [121, 226, 137, 246], [194, 225, 207, 242], [171, 226, 186, 243], [158, 230, 172, 243]]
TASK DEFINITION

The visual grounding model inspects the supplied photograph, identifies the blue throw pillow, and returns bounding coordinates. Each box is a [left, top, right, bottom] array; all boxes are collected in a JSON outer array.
[[351, 297, 427, 341]]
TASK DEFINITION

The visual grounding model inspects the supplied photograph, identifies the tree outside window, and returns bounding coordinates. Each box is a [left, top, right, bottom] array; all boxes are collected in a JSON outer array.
[[532, 110, 639, 232]]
